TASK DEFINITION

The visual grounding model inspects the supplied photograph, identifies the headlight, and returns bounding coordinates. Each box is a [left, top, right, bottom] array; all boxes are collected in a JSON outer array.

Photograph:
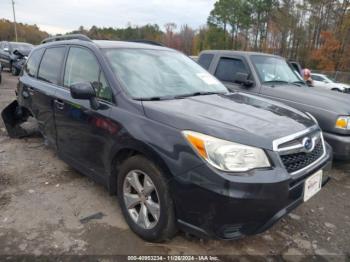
[[335, 116, 350, 130], [182, 131, 270, 172]]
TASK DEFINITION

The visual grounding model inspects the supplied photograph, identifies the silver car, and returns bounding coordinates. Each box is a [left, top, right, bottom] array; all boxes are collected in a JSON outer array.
[[311, 73, 350, 93]]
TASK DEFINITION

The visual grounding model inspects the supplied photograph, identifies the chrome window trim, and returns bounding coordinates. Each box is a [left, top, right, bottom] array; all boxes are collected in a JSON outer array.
[[272, 125, 327, 176]]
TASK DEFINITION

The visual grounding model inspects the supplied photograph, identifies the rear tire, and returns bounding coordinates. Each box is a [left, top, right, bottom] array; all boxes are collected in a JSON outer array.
[[117, 155, 177, 242]]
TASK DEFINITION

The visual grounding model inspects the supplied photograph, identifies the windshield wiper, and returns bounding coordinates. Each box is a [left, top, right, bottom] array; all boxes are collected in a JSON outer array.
[[133, 91, 225, 101], [174, 91, 225, 99], [264, 80, 305, 87], [133, 95, 175, 101], [291, 80, 306, 86], [263, 80, 290, 85]]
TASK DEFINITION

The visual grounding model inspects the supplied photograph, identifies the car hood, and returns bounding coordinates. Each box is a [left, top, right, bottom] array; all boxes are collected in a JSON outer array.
[[331, 83, 350, 90], [142, 92, 315, 150], [265, 84, 350, 114]]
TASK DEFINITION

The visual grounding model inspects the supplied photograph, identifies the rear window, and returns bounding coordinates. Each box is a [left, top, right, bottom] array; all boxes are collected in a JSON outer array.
[[198, 54, 214, 70], [25, 48, 44, 78], [38, 47, 66, 85]]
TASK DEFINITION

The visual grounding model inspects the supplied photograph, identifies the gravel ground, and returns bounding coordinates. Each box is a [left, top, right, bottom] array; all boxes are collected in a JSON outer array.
[[0, 72, 349, 261]]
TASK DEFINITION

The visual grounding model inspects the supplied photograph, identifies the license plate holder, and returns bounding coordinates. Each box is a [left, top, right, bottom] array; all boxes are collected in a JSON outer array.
[[303, 170, 323, 202]]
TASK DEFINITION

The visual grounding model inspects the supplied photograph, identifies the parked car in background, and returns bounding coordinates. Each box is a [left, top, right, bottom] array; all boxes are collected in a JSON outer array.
[[311, 73, 350, 93], [0, 41, 33, 74], [1, 35, 331, 241], [11, 50, 29, 76], [199, 50, 350, 160]]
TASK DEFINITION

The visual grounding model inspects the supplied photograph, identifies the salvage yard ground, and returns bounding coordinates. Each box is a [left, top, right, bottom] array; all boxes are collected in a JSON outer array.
[[0, 72, 349, 260]]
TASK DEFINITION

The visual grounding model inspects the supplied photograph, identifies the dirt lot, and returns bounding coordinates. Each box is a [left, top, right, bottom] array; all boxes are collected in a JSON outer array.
[[0, 72, 349, 260]]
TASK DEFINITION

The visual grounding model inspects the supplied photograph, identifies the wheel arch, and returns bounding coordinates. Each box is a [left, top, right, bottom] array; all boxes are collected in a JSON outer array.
[[108, 140, 174, 195], [331, 87, 342, 92]]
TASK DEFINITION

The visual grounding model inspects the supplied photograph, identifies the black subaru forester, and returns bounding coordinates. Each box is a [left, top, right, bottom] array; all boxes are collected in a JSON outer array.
[[2, 34, 332, 242]]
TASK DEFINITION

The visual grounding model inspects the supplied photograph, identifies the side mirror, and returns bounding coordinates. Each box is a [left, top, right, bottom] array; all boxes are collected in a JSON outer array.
[[4, 47, 10, 53], [306, 80, 313, 87], [235, 72, 254, 87], [70, 82, 100, 110]]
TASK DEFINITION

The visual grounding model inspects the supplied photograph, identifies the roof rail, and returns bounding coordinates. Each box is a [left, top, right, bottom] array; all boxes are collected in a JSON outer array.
[[129, 39, 165, 47], [41, 34, 92, 44]]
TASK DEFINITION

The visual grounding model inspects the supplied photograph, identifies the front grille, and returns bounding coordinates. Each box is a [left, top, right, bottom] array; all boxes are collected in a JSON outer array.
[[280, 140, 324, 173]]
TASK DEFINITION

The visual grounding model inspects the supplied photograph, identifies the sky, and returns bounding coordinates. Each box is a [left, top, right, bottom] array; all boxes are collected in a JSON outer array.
[[0, 0, 216, 35]]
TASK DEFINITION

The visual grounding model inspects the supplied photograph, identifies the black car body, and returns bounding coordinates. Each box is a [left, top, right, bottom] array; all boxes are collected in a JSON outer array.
[[199, 50, 350, 160], [0, 41, 33, 74], [2, 35, 332, 241]]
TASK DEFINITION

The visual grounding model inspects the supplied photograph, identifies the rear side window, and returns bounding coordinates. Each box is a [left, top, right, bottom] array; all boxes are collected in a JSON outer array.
[[215, 58, 249, 83], [198, 54, 214, 70], [64, 47, 113, 102], [25, 48, 44, 77], [38, 47, 66, 85]]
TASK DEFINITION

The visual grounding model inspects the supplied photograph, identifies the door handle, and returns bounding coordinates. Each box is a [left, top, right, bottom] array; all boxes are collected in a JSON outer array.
[[27, 86, 35, 96], [54, 99, 65, 110]]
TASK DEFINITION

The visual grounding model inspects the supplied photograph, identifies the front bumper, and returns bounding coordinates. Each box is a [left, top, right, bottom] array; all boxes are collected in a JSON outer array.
[[172, 144, 332, 240], [323, 132, 350, 160]]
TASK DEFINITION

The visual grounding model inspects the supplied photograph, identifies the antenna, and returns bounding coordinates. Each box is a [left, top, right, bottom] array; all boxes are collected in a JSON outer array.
[[11, 0, 18, 42]]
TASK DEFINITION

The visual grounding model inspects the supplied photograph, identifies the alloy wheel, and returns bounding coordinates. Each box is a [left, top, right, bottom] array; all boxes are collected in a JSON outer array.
[[123, 170, 160, 229]]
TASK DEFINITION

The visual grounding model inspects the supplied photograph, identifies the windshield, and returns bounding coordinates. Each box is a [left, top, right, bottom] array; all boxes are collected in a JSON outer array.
[[251, 55, 302, 84], [104, 49, 227, 99], [11, 43, 33, 52], [322, 75, 334, 83]]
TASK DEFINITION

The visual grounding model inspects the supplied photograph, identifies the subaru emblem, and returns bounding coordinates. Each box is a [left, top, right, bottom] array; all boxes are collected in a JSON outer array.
[[302, 137, 314, 152]]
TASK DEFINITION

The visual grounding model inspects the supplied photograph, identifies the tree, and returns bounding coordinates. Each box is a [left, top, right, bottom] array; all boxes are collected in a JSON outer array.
[[178, 24, 195, 55], [311, 31, 341, 70], [163, 23, 178, 48], [0, 19, 48, 44], [207, 0, 232, 48]]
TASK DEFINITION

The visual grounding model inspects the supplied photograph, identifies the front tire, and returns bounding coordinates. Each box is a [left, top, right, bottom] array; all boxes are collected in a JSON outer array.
[[117, 155, 177, 242], [331, 88, 342, 92]]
